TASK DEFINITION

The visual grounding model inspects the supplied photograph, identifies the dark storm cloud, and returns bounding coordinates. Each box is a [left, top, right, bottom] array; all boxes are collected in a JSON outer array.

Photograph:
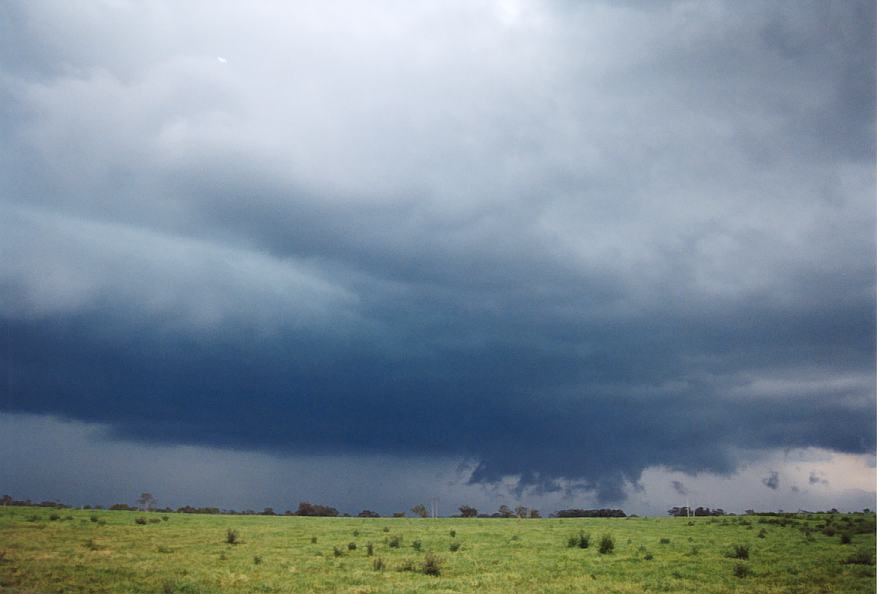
[[809, 471, 829, 486], [1, 0, 874, 504], [762, 471, 780, 491], [671, 481, 688, 497]]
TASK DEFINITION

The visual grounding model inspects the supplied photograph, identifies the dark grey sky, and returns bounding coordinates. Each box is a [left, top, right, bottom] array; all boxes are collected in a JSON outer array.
[[1, 0, 874, 514]]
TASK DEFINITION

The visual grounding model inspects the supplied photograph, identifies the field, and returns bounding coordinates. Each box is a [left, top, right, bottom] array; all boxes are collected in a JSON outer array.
[[0, 507, 874, 593]]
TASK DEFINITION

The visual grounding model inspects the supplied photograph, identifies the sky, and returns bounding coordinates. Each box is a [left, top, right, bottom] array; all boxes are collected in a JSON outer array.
[[1, 0, 874, 516]]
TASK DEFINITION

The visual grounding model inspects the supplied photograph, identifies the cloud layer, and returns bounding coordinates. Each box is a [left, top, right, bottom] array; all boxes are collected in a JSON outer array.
[[1, 0, 874, 504]]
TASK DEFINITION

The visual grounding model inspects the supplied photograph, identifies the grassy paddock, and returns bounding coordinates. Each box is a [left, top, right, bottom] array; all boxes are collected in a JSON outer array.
[[0, 507, 873, 593]]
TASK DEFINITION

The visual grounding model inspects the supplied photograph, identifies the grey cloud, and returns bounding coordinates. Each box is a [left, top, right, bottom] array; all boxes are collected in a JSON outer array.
[[762, 471, 780, 491], [809, 471, 829, 486], [0, 0, 874, 504]]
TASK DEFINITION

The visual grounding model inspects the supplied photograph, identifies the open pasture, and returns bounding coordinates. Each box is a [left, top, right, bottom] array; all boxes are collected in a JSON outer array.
[[0, 508, 873, 593]]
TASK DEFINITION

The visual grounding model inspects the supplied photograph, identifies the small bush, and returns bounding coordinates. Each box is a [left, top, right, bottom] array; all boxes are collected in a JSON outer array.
[[135, 517, 147, 525], [372, 557, 385, 571], [598, 534, 615, 554], [412, 540, 422, 551], [84, 539, 100, 551], [310, 536, 317, 544], [352, 529, 360, 537], [567, 532, 590, 548], [226, 529, 239, 545], [253, 555, 262, 565], [733, 563, 752, 578], [659, 538, 670, 544], [347, 542, 357, 551], [449, 541, 461, 552], [839, 533, 851, 544], [842, 550, 875, 565], [644, 552, 654, 560], [397, 559, 417, 572], [49, 513, 60, 521], [757, 528, 767, 538], [727, 544, 749, 560], [422, 552, 442, 576], [449, 529, 456, 538], [382, 526, 390, 532], [822, 526, 836, 537], [366, 542, 374, 556], [90, 515, 99, 523], [388, 535, 402, 548], [333, 546, 344, 557], [161, 515, 169, 521]]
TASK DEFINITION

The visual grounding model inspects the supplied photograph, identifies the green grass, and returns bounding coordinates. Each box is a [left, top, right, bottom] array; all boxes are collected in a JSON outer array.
[[0, 507, 873, 593]]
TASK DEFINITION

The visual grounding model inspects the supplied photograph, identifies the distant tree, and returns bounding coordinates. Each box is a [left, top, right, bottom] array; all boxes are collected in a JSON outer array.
[[515, 506, 529, 519], [1, 495, 12, 506], [137, 492, 156, 512], [296, 502, 339, 517], [459, 505, 478, 518], [392, 511, 406, 518], [498, 505, 514, 518], [411, 504, 429, 518], [261, 507, 276, 516], [529, 508, 541, 519], [555, 508, 626, 518], [358, 510, 381, 518]]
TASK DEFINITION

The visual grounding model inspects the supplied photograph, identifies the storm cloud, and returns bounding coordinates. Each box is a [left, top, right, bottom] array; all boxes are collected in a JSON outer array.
[[1, 0, 874, 506]]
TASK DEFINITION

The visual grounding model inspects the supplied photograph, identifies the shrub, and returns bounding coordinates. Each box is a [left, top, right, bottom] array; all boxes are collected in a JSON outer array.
[[449, 530, 456, 538], [352, 530, 360, 537], [567, 532, 590, 548], [366, 542, 374, 556], [449, 542, 461, 552], [842, 550, 875, 565], [333, 546, 344, 557], [757, 528, 767, 538], [412, 540, 422, 551], [49, 513, 60, 521], [253, 555, 262, 565], [598, 534, 615, 554], [644, 552, 654, 560], [226, 529, 239, 545], [84, 539, 100, 551], [388, 535, 402, 548], [161, 515, 169, 521], [726, 544, 749, 560], [422, 552, 442, 576], [840, 533, 851, 544], [310, 536, 317, 544], [372, 557, 385, 571], [397, 559, 417, 572], [822, 526, 836, 537], [90, 515, 99, 523], [383, 527, 390, 532], [347, 542, 357, 551], [135, 517, 147, 525], [659, 538, 670, 544], [733, 563, 752, 578]]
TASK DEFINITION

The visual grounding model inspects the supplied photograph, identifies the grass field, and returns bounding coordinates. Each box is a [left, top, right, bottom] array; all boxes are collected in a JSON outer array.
[[0, 507, 873, 593]]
